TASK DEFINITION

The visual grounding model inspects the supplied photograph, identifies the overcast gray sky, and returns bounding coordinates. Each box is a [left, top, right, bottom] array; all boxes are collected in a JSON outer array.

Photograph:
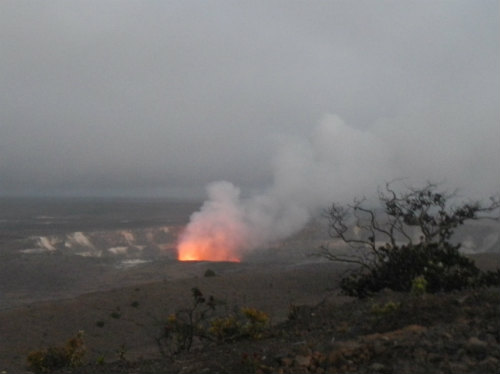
[[0, 1, 498, 199]]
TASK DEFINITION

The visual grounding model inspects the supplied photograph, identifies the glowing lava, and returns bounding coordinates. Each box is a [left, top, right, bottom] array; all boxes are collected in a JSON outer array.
[[177, 222, 245, 262], [177, 239, 241, 262], [176, 181, 249, 262]]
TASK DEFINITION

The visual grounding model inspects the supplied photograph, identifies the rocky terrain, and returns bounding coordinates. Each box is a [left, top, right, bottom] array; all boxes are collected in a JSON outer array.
[[65, 286, 500, 374], [0, 255, 498, 374], [1, 199, 498, 373]]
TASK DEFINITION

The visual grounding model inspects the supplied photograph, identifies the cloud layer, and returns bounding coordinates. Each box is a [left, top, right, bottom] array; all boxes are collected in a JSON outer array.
[[0, 1, 498, 198]]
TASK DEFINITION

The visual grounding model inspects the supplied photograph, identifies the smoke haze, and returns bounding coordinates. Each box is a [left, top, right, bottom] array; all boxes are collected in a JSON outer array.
[[0, 1, 498, 200], [178, 113, 500, 259]]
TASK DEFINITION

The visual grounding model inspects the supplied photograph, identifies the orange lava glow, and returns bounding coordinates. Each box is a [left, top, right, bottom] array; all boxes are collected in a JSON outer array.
[[177, 238, 241, 262]]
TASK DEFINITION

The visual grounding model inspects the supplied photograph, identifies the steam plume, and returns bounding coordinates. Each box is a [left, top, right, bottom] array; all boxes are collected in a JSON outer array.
[[177, 113, 500, 261]]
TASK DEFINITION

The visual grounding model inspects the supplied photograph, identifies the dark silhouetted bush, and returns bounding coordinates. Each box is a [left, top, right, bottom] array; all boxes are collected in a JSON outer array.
[[204, 269, 216, 277], [322, 182, 500, 297]]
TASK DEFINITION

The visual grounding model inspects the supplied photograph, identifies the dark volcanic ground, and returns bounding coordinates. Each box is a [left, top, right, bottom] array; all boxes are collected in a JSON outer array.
[[0, 198, 499, 373]]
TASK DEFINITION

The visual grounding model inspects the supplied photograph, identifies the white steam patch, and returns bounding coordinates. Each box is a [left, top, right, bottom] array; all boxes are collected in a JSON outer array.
[[76, 250, 103, 258], [108, 246, 128, 255], [117, 259, 151, 269], [38, 237, 56, 252], [121, 231, 135, 243], [179, 113, 499, 259], [68, 232, 94, 248], [20, 248, 49, 254]]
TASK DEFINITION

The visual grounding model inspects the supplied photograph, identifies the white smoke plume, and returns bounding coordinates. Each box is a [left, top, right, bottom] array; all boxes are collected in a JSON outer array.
[[177, 114, 500, 261]]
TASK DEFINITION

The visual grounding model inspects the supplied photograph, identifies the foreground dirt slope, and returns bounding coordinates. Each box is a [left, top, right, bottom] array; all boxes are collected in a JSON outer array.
[[1, 254, 499, 374], [72, 287, 500, 374], [0, 261, 346, 373]]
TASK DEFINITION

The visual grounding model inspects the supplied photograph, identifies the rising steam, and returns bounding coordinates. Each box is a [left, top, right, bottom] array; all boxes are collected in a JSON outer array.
[[177, 113, 500, 261], [176, 114, 386, 261], [177, 182, 249, 262]]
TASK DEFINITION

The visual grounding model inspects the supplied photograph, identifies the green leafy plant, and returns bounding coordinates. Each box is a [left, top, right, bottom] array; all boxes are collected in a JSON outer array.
[[241, 307, 269, 339], [411, 275, 428, 296], [156, 288, 270, 355], [96, 355, 105, 366], [208, 307, 269, 342], [209, 315, 240, 342], [371, 301, 400, 317], [27, 331, 86, 373]]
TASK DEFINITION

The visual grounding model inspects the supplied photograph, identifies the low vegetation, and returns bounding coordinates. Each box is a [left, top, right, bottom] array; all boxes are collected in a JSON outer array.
[[23, 181, 500, 373], [209, 307, 269, 342], [26, 331, 86, 373], [204, 268, 216, 277], [322, 182, 500, 297], [156, 287, 269, 355]]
